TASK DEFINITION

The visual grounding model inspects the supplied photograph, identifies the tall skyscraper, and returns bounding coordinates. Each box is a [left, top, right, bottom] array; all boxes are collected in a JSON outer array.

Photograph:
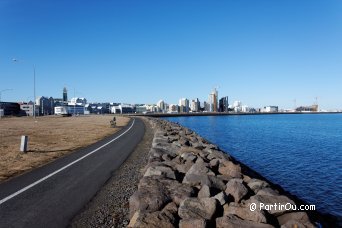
[[157, 100, 166, 112], [191, 98, 200, 112], [179, 98, 189, 113], [219, 96, 229, 112], [63, 87, 68, 102], [208, 88, 218, 112]]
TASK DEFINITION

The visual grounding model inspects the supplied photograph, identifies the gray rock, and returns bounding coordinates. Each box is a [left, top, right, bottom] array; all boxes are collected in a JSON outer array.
[[198, 185, 211, 198], [225, 179, 248, 202], [129, 202, 178, 228], [218, 161, 242, 178], [247, 179, 270, 194], [178, 197, 217, 220], [208, 175, 227, 191], [129, 180, 171, 218], [185, 159, 215, 176], [183, 174, 211, 188], [144, 166, 176, 180], [175, 160, 195, 174], [223, 203, 267, 223], [179, 218, 207, 228], [192, 142, 205, 150], [247, 195, 295, 216], [181, 152, 197, 162], [277, 212, 314, 227], [257, 187, 279, 196], [214, 191, 229, 205], [162, 179, 195, 205], [216, 215, 274, 228], [209, 158, 220, 168]]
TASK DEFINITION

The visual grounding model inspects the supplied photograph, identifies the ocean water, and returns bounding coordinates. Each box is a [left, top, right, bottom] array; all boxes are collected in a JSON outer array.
[[165, 114, 342, 218]]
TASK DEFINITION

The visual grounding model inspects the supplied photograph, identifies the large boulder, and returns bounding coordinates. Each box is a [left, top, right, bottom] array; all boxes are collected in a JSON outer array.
[[198, 184, 211, 198], [223, 203, 268, 223], [225, 178, 248, 202], [247, 195, 295, 216], [213, 191, 230, 206], [128, 202, 178, 228], [216, 215, 274, 228], [144, 165, 176, 180], [247, 179, 270, 194], [161, 179, 195, 205], [178, 197, 218, 220], [218, 161, 242, 178], [179, 218, 207, 228], [129, 177, 171, 218], [277, 212, 314, 227]]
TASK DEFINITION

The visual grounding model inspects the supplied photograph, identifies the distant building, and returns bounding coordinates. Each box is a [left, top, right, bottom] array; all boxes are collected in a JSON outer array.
[[190, 98, 200, 112], [70, 97, 87, 106], [63, 87, 68, 102], [241, 105, 250, 113], [179, 98, 189, 113], [0, 102, 20, 116], [135, 105, 147, 114], [219, 96, 229, 112], [157, 100, 166, 113], [36, 96, 54, 115], [208, 88, 218, 112], [168, 104, 178, 113], [263, 106, 279, 113], [19, 101, 34, 116], [111, 104, 134, 114], [55, 105, 86, 115], [296, 105, 318, 112]]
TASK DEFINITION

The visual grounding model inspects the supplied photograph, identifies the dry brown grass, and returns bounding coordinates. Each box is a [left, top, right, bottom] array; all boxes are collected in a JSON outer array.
[[0, 115, 130, 183]]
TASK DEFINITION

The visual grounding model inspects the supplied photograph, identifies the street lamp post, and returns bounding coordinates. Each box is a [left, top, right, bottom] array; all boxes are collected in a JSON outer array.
[[13, 59, 36, 118], [0, 89, 13, 119]]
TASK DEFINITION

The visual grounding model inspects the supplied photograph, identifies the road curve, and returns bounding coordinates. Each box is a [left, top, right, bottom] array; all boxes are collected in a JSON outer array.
[[0, 117, 145, 228]]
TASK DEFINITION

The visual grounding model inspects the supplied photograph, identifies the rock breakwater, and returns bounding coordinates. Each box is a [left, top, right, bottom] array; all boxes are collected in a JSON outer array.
[[128, 118, 316, 227]]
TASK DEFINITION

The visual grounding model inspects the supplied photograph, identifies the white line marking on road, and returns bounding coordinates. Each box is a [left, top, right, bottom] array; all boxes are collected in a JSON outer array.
[[0, 118, 136, 205]]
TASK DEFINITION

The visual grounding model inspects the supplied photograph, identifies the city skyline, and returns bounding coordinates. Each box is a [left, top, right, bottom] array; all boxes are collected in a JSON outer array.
[[1, 1, 341, 110]]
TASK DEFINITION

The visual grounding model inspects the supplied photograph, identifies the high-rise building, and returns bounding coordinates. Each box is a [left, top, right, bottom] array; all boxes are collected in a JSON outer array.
[[63, 87, 68, 102], [190, 98, 200, 112], [219, 96, 229, 112], [208, 88, 218, 112], [179, 98, 189, 113], [157, 100, 166, 112], [36, 96, 54, 115]]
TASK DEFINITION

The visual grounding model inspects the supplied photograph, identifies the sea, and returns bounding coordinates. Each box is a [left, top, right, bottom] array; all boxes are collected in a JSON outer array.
[[165, 114, 342, 219]]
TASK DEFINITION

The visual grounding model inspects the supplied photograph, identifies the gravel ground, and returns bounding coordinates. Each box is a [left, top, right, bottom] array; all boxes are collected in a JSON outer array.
[[69, 117, 154, 228]]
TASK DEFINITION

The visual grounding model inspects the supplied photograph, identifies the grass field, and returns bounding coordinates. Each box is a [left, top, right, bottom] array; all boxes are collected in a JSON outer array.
[[0, 115, 130, 183]]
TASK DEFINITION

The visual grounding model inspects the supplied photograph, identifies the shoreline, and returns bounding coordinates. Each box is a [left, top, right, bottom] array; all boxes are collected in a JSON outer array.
[[128, 117, 339, 227], [128, 111, 342, 118]]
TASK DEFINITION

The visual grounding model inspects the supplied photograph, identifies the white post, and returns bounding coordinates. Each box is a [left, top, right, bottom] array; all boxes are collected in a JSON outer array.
[[20, 136, 28, 152]]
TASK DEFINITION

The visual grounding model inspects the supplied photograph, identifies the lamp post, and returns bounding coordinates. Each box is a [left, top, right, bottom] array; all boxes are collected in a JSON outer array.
[[0, 89, 13, 119], [13, 59, 36, 118]]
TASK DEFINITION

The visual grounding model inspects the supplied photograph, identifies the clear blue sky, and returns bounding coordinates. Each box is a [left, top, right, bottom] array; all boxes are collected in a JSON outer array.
[[0, 0, 341, 110]]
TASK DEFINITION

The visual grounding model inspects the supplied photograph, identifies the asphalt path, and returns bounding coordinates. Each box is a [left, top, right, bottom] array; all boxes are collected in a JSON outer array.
[[0, 117, 145, 228]]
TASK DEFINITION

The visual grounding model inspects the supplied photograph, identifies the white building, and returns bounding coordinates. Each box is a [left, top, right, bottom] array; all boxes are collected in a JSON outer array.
[[168, 104, 178, 113], [190, 98, 200, 112], [241, 105, 250, 113], [157, 100, 166, 113], [54, 105, 86, 115], [111, 104, 134, 114], [20, 102, 34, 116], [70, 97, 87, 106], [207, 88, 218, 112], [179, 98, 189, 113], [263, 106, 279, 113]]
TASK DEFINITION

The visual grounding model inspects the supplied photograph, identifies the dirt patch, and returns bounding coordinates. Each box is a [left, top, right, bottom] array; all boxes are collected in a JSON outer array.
[[0, 115, 130, 183]]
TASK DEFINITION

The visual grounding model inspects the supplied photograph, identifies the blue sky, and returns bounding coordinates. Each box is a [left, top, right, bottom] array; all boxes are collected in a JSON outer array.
[[0, 0, 341, 110]]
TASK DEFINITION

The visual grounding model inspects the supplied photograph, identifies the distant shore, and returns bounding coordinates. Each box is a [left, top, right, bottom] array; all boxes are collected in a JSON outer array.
[[128, 111, 342, 118]]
